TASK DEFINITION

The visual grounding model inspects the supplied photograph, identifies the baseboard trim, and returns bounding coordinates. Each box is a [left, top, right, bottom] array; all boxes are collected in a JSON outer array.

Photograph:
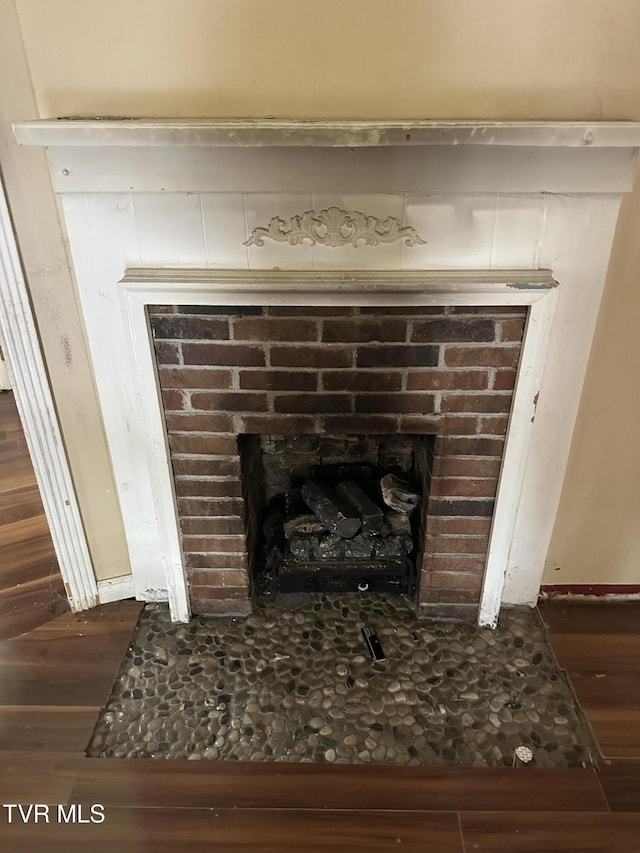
[[540, 584, 640, 599], [97, 575, 135, 604]]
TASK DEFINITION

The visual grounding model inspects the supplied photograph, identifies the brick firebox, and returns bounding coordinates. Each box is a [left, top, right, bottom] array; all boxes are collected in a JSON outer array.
[[150, 304, 526, 622]]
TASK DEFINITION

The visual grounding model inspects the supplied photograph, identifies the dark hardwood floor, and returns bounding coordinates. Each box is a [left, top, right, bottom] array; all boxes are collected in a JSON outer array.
[[0, 598, 637, 850], [0, 391, 68, 640], [538, 598, 640, 848], [540, 600, 640, 761]]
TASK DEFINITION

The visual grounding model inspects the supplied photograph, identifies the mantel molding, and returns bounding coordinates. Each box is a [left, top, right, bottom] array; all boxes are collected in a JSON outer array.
[[14, 119, 640, 149]]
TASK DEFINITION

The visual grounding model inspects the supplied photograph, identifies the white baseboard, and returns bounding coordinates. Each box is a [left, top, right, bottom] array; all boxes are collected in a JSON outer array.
[[97, 575, 135, 604]]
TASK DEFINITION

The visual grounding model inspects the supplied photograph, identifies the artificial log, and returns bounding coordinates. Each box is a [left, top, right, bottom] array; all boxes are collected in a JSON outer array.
[[283, 513, 327, 539], [336, 480, 384, 534], [384, 510, 412, 536], [380, 474, 420, 515], [373, 535, 413, 560], [300, 480, 361, 539], [288, 536, 314, 561], [318, 534, 344, 559], [287, 532, 410, 563]]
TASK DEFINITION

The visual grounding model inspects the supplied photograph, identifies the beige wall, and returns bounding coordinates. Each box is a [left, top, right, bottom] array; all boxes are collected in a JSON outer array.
[[13, 0, 640, 121], [3, 0, 640, 586]]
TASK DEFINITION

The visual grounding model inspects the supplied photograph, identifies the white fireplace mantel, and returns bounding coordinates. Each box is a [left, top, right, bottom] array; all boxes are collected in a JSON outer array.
[[14, 118, 640, 149], [13, 119, 640, 624]]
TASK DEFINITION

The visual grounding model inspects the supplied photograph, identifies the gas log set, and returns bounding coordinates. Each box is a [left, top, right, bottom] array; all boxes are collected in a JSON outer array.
[[260, 468, 422, 596]]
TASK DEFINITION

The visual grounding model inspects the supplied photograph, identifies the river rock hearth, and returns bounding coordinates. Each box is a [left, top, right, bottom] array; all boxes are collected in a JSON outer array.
[[88, 594, 595, 767]]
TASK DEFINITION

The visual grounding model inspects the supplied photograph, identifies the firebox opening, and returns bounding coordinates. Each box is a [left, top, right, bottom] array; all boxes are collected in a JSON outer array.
[[239, 433, 434, 602]]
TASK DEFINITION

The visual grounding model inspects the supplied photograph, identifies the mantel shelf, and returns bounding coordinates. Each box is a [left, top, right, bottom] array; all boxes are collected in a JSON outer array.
[[13, 118, 640, 149]]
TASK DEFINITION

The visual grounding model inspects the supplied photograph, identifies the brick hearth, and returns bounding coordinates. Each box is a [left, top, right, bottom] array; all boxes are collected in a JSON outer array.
[[150, 305, 526, 621]]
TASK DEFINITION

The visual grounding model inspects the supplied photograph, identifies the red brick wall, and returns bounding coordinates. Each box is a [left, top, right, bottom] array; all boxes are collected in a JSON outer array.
[[149, 305, 526, 620]]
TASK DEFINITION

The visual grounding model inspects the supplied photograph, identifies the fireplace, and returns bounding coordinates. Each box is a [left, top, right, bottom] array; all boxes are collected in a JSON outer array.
[[252, 432, 428, 599], [148, 302, 526, 621], [15, 119, 639, 627]]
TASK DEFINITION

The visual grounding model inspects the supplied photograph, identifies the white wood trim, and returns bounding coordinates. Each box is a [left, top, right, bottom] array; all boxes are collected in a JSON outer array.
[[14, 119, 640, 148], [42, 147, 637, 195], [120, 268, 555, 627], [502, 193, 624, 605], [97, 575, 135, 604], [0, 357, 11, 390], [478, 288, 559, 627], [119, 285, 190, 621], [0, 178, 98, 611], [121, 268, 556, 291]]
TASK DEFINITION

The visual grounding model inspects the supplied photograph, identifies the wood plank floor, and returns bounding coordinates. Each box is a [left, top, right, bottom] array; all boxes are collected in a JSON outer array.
[[0, 391, 68, 640], [540, 600, 640, 760], [0, 599, 638, 850]]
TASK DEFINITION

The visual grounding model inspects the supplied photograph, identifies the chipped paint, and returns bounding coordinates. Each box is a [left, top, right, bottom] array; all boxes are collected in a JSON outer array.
[[531, 391, 540, 423], [507, 280, 558, 290], [143, 587, 169, 602]]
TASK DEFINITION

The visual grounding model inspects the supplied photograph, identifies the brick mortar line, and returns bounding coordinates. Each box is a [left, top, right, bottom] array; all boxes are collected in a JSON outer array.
[[430, 554, 488, 577], [427, 513, 495, 519], [253, 390, 460, 395], [157, 339, 521, 348], [183, 529, 246, 535], [435, 453, 504, 461], [428, 555, 487, 560], [177, 495, 241, 500], [431, 475, 499, 481], [168, 431, 237, 436], [181, 515, 244, 521], [184, 551, 247, 556], [440, 432, 504, 440], [429, 496, 495, 501], [441, 342, 521, 350], [172, 453, 240, 459], [162, 365, 501, 372], [174, 475, 241, 481], [426, 533, 490, 539], [175, 388, 513, 395]]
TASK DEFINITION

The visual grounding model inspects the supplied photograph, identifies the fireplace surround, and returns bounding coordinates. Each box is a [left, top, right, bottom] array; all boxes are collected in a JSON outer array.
[[120, 268, 553, 628], [148, 301, 528, 622], [14, 119, 640, 626]]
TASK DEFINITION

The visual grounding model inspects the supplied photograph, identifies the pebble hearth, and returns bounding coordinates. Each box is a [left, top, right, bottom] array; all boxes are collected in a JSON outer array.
[[150, 305, 526, 621], [87, 595, 595, 768]]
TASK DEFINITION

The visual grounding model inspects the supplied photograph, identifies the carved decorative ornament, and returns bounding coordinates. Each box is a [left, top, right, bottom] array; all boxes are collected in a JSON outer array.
[[244, 206, 426, 248]]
